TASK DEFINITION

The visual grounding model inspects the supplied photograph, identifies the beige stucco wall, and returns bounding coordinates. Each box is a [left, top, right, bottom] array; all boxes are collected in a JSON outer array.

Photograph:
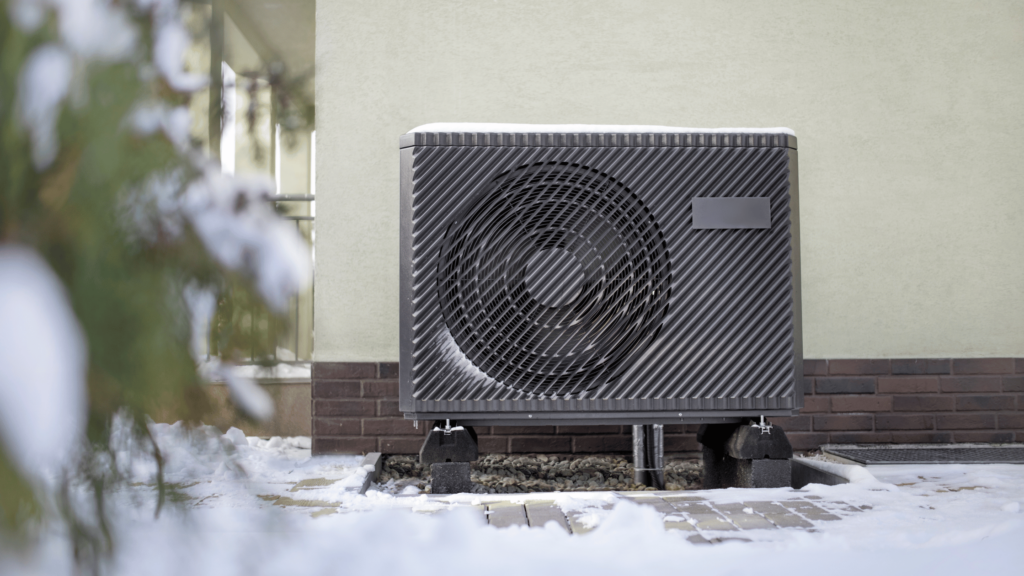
[[314, 0, 1024, 362]]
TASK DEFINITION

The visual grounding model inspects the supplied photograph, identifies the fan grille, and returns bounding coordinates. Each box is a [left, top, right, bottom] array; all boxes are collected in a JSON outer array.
[[438, 162, 670, 396]]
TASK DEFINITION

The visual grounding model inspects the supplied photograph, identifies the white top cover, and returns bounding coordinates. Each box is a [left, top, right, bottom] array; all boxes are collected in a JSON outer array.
[[409, 123, 795, 136]]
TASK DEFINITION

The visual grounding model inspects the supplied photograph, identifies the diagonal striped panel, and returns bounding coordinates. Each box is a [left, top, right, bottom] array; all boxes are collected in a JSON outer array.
[[402, 133, 799, 417]]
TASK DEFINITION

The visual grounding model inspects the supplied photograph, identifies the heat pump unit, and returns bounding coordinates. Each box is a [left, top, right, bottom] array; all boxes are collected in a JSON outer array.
[[400, 124, 801, 427]]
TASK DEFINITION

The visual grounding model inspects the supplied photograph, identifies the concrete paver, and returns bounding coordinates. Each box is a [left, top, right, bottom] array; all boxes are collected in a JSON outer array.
[[276, 481, 865, 540], [663, 519, 699, 532], [487, 502, 528, 528], [712, 503, 777, 530], [665, 500, 738, 531], [290, 478, 338, 492], [763, 512, 815, 528], [524, 501, 570, 533], [564, 502, 614, 535], [780, 500, 842, 522], [620, 494, 682, 516]]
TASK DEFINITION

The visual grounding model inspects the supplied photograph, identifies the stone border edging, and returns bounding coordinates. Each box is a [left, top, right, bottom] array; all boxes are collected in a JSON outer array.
[[791, 457, 852, 488]]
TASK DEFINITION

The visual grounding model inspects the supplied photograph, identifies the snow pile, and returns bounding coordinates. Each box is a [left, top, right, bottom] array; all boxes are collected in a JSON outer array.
[[795, 455, 896, 487], [181, 168, 311, 313], [0, 247, 87, 478], [17, 44, 73, 169], [201, 361, 276, 421], [11, 0, 138, 169], [128, 422, 324, 484], [53, 0, 137, 61], [217, 363, 312, 380], [409, 123, 796, 136], [7, 423, 1023, 576], [129, 103, 193, 152], [11, 0, 310, 316], [122, 166, 312, 318], [152, 17, 208, 92]]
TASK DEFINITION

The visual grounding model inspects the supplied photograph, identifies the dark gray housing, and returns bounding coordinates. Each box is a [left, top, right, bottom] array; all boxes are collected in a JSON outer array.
[[400, 130, 802, 426]]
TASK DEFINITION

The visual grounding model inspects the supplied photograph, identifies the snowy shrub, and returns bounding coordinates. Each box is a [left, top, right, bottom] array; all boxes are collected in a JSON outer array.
[[0, 0, 313, 568]]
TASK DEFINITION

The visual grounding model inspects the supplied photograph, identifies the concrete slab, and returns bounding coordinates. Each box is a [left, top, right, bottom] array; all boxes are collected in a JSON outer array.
[[763, 512, 814, 528], [563, 502, 614, 535], [665, 500, 718, 515], [663, 519, 698, 532], [487, 502, 528, 528], [269, 488, 863, 537], [661, 495, 707, 502], [743, 501, 789, 515], [780, 500, 842, 521], [620, 494, 679, 516], [444, 504, 487, 523], [687, 534, 712, 545], [690, 514, 739, 532], [273, 496, 338, 507], [310, 507, 339, 518], [525, 502, 570, 533], [290, 478, 338, 492], [712, 503, 777, 530]]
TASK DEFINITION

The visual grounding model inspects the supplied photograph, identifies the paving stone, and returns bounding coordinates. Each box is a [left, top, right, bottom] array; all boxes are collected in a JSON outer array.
[[364, 493, 860, 536], [763, 513, 814, 528], [666, 500, 717, 515], [743, 501, 789, 515], [310, 507, 339, 518], [622, 494, 679, 516], [487, 502, 528, 528], [709, 537, 753, 544], [564, 511, 592, 535], [273, 496, 339, 508], [664, 519, 698, 532], [713, 502, 754, 513], [687, 534, 712, 545], [525, 501, 570, 533], [661, 495, 707, 502], [563, 503, 614, 535], [690, 514, 738, 531], [444, 504, 487, 523], [812, 501, 862, 514], [711, 503, 777, 530], [780, 500, 842, 521], [723, 513, 776, 530], [290, 478, 338, 492]]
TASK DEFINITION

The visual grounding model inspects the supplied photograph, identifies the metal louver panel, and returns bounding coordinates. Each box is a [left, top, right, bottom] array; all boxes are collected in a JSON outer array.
[[400, 131, 801, 424]]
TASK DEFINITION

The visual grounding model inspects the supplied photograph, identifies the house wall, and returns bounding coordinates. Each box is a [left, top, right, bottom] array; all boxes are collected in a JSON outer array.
[[311, 1, 1024, 453], [315, 0, 1024, 363]]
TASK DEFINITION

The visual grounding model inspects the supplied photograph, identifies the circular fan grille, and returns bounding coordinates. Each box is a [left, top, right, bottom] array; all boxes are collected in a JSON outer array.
[[438, 162, 671, 396]]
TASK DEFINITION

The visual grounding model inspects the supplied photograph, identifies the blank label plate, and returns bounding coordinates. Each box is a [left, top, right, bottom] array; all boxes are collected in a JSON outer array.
[[692, 197, 770, 229]]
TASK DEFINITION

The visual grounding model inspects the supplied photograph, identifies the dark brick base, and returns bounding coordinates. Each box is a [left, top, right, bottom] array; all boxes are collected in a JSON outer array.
[[790, 358, 1024, 448], [311, 359, 1024, 456]]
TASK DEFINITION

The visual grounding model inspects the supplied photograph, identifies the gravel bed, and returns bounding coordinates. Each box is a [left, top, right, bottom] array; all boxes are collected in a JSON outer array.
[[378, 454, 702, 494]]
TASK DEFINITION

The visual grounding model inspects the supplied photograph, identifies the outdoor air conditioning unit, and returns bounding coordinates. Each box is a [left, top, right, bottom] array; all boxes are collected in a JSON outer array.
[[400, 123, 801, 432]]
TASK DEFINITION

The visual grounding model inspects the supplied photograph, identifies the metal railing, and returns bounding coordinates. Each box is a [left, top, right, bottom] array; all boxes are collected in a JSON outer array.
[[205, 195, 314, 366]]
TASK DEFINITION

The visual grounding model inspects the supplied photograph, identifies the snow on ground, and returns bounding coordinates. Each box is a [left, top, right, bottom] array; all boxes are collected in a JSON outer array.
[[3, 424, 1022, 575]]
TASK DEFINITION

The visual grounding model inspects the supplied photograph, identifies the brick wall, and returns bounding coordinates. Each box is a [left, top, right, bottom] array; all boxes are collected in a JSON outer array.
[[780, 358, 1024, 450], [311, 359, 1024, 456]]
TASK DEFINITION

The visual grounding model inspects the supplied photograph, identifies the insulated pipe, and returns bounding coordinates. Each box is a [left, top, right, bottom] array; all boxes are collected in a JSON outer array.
[[632, 424, 666, 489], [632, 424, 647, 486], [649, 424, 665, 490]]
